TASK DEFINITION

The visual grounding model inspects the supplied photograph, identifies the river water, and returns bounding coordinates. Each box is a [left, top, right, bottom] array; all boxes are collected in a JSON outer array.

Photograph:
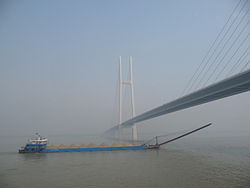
[[0, 135, 250, 188]]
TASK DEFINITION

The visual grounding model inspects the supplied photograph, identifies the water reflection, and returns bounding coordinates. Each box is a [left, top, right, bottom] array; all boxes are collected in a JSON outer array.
[[19, 153, 48, 161]]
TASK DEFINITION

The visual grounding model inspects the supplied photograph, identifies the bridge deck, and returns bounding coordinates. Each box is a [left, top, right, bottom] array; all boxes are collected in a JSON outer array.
[[107, 69, 250, 132]]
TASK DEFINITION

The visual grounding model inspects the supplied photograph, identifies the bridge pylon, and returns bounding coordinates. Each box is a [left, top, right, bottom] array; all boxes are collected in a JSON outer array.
[[118, 56, 138, 141]]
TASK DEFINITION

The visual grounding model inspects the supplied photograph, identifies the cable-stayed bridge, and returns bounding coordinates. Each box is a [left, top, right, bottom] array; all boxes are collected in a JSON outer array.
[[106, 0, 250, 140], [105, 0, 250, 140]]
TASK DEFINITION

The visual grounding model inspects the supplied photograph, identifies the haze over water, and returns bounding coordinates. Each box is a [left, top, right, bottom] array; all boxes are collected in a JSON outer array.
[[1, 0, 250, 187], [0, 134, 250, 188]]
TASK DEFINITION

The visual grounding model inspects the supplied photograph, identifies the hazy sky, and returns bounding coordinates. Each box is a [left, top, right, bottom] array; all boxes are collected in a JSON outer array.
[[0, 0, 249, 137]]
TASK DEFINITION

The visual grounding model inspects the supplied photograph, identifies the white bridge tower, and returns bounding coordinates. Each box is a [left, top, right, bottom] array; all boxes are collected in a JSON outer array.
[[118, 56, 138, 141]]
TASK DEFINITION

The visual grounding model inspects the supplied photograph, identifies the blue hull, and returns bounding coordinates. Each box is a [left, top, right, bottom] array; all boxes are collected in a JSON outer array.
[[42, 145, 151, 152]]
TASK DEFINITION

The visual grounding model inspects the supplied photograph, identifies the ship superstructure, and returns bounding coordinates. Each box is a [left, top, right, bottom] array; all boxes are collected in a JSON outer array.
[[19, 133, 48, 153]]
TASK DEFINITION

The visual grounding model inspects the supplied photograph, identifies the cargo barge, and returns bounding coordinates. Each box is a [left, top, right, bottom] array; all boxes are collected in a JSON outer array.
[[19, 142, 157, 153], [18, 133, 159, 153], [18, 123, 211, 153]]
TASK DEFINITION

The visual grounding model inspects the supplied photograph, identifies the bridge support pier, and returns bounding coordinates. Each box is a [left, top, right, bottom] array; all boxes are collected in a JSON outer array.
[[132, 125, 138, 141]]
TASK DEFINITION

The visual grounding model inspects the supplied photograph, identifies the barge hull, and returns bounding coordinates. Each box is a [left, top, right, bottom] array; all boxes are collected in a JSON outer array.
[[42, 145, 154, 152]]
